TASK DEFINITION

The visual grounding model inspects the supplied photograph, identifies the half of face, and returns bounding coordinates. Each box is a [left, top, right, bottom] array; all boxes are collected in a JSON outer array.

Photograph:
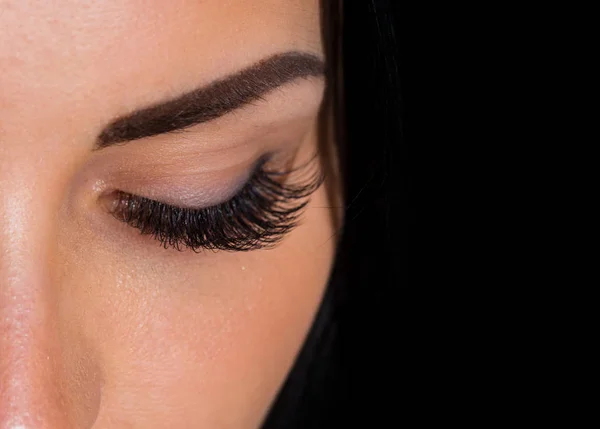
[[0, 1, 337, 428]]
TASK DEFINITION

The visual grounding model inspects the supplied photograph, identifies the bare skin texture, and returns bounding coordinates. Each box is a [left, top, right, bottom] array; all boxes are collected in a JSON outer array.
[[0, 1, 336, 428]]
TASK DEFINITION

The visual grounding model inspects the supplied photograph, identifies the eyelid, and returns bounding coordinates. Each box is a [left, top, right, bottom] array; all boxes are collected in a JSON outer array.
[[108, 154, 323, 252], [106, 155, 270, 212], [92, 113, 315, 209]]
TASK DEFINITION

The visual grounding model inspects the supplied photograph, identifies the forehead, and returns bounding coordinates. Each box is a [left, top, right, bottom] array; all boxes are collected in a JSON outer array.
[[0, 0, 321, 120]]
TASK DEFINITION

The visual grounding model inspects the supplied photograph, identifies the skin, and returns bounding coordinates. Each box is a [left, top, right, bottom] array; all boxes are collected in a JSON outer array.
[[0, 1, 337, 428]]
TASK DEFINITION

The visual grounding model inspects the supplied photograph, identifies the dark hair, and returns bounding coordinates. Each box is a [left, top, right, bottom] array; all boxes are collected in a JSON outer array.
[[262, 1, 404, 427]]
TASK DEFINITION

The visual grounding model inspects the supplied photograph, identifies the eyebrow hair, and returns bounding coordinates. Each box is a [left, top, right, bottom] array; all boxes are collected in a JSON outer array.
[[97, 51, 325, 148]]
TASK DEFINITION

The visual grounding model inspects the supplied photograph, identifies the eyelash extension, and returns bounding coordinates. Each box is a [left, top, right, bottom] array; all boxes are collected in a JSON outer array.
[[109, 157, 323, 252]]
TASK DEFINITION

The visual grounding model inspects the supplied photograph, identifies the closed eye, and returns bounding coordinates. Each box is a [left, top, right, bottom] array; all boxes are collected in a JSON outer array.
[[108, 155, 323, 252]]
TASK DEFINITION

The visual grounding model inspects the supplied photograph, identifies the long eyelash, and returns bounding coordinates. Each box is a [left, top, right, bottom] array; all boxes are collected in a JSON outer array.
[[110, 158, 323, 252]]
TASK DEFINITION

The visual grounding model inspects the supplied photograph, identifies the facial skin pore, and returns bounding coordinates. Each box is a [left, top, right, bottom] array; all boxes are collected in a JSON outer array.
[[0, 1, 336, 428]]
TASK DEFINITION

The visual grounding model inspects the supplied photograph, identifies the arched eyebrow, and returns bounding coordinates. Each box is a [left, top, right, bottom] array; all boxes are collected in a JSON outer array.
[[96, 51, 325, 148]]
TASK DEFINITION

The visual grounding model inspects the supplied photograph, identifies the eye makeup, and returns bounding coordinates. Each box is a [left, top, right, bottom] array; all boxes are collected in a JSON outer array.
[[107, 155, 323, 252], [87, 55, 325, 253]]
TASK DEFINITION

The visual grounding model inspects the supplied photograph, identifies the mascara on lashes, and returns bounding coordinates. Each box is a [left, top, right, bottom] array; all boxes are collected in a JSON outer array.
[[108, 156, 322, 252]]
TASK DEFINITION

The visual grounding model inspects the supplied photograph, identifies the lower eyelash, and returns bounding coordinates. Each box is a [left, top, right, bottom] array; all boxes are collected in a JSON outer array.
[[109, 157, 323, 252]]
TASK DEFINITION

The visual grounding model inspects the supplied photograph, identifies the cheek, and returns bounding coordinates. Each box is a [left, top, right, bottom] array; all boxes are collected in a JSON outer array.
[[55, 185, 334, 427]]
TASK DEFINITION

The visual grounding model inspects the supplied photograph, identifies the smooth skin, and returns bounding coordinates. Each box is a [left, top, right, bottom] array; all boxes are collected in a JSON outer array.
[[0, 1, 336, 428]]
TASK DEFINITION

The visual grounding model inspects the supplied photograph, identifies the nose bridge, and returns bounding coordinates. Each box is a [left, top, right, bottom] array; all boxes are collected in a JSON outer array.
[[0, 163, 71, 427]]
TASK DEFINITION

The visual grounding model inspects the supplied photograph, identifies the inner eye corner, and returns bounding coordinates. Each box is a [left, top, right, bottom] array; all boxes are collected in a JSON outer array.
[[97, 189, 127, 215]]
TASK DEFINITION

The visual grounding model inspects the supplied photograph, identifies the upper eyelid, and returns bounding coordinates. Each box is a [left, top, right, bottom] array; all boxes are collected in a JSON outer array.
[[116, 156, 270, 211], [110, 159, 322, 252]]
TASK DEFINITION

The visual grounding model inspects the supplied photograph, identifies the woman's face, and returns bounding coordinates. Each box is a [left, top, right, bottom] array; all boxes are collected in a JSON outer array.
[[0, 1, 336, 428]]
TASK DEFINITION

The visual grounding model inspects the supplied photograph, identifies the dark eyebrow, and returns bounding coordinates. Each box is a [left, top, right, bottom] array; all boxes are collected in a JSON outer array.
[[96, 51, 324, 148]]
